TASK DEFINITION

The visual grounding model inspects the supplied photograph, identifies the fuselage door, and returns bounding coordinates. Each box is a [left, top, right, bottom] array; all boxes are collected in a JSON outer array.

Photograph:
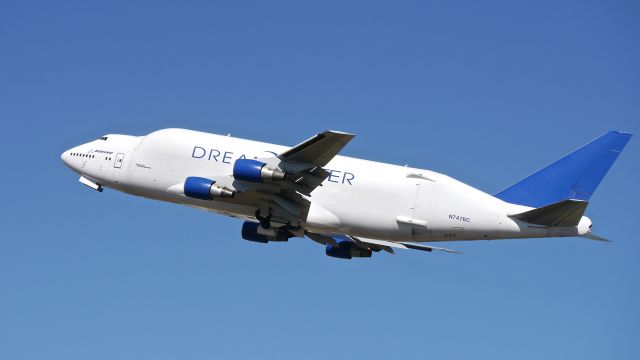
[[410, 179, 434, 240], [396, 175, 435, 241], [114, 153, 125, 169]]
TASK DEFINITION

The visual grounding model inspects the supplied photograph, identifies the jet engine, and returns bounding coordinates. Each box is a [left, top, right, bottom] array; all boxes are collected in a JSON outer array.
[[184, 177, 235, 200], [233, 159, 286, 183], [241, 221, 292, 243], [325, 239, 372, 259]]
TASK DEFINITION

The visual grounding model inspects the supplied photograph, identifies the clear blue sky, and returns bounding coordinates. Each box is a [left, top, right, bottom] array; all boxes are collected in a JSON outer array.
[[1, 1, 638, 359]]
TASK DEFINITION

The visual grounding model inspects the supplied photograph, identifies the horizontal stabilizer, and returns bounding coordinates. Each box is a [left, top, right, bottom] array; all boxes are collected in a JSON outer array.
[[510, 199, 588, 227], [584, 234, 611, 242]]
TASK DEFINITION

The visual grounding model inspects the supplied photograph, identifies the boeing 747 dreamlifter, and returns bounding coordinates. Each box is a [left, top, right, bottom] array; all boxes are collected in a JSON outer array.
[[61, 129, 631, 259]]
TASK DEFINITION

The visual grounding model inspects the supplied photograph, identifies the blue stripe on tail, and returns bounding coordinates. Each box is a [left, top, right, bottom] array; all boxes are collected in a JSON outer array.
[[495, 131, 632, 208]]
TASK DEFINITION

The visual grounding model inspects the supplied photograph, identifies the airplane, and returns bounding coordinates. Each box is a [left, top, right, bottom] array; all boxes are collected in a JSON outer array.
[[61, 129, 632, 259]]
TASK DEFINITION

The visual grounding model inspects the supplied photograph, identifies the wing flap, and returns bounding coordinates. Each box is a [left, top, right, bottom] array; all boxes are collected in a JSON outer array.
[[353, 236, 460, 254], [397, 241, 461, 254], [306, 232, 459, 255]]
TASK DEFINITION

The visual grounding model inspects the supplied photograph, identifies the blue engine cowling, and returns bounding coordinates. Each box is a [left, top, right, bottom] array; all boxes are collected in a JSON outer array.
[[326, 239, 373, 259], [233, 159, 286, 183], [184, 177, 215, 200], [184, 177, 234, 200], [241, 222, 291, 243]]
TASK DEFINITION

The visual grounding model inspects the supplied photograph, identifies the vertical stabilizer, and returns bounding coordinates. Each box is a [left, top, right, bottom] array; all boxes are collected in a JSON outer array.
[[495, 131, 632, 207]]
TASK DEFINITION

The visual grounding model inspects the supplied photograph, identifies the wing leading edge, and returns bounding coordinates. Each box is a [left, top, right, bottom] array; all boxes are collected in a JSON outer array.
[[278, 130, 355, 166]]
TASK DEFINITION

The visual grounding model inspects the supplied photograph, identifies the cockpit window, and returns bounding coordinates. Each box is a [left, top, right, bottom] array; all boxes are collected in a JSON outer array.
[[98, 136, 108, 141]]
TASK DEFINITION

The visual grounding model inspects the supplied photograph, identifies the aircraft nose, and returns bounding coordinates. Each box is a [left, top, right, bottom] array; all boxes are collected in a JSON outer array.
[[61, 149, 73, 168]]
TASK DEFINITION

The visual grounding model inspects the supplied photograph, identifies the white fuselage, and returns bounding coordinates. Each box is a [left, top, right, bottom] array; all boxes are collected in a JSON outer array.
[[61, 129, 591, 243]]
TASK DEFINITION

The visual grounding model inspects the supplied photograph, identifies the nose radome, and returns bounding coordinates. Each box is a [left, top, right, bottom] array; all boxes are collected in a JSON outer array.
[[61, 149, 72, 168]]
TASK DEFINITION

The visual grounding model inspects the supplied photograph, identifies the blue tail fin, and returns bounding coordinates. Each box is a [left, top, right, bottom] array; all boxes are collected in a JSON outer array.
[[495, 131, 632, 207]]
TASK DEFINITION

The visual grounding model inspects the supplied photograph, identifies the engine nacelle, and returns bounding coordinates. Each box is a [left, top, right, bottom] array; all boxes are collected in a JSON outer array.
[[241, 222, 292, 243], [326, 240, 372, 259], [233, 159, 286, 183], [184, 177, 235, 200]]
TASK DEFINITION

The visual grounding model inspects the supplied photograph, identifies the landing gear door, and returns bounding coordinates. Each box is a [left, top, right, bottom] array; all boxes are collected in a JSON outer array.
[[114, 153, 125, 169]]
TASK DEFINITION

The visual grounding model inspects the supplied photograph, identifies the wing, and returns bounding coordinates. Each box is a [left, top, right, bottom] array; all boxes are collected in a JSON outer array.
[[171, 131, 357, 244], [278, 130, 355, 166], [356, 237, 461, 254], [266, 130, 353, 195], [307, 232, 459, 259], [208, 131, 356, 231]]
